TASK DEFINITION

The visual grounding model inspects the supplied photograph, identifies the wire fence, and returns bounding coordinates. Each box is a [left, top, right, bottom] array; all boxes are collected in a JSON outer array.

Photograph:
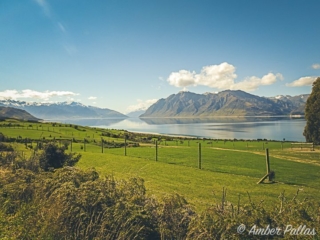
[[1, 137, 320, 188]]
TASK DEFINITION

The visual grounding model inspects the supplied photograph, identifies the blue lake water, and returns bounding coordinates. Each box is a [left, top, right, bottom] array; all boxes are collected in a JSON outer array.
[[56, 117, 307, 142]]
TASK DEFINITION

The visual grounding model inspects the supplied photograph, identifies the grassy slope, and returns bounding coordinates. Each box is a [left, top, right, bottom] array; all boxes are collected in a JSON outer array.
[[77, 150, 320, 211], [1, 120, 320, 211]]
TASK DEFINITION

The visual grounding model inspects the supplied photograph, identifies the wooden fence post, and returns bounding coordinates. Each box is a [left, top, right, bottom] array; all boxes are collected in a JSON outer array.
[[198, 143, 202, 169], [124, 136, 127, 156], [101, 138, 104, 153], [155, 140, 158, 161], [70, 139, 73, 152], [84, 138, 86, 152], [266, 148, 271, 181], [257, 148, 272, 184]]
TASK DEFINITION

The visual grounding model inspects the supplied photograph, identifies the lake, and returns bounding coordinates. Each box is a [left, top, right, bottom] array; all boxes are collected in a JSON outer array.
[[56, 116, 307, 142]]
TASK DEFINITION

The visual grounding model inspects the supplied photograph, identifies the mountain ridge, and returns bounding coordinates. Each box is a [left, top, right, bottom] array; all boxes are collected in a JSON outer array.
[[0, 100, 127, 120], [140, 90, 309, 118]]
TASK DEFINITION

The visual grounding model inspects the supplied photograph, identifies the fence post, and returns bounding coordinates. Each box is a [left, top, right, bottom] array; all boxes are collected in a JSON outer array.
[[70, 139, 73, 152], [281, 142, 283, 150], [84, 138, 86, 152], [266, 148, 271, 181], [155, 140, 158, 161], [101, 138, 104, 153], [198, 143, 202, 169], [124, 135, 127, 156]]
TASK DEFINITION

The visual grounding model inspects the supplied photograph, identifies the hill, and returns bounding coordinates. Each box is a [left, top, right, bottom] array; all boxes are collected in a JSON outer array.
[[140, 90, 309, 117], [126, 110, 146, 118], [0, 100, 127, 120], [0, 106, 40, 121]]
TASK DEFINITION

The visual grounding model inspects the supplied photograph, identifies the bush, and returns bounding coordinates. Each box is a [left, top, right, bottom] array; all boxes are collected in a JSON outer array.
[[0, 142, 14, 151], [39, 143, 81, 171], [187, 191, 319, 239], [0, 166, 194, 239]]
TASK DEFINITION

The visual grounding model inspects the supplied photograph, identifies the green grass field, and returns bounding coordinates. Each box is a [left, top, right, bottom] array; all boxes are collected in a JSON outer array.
[[1, 119, 320, 211]]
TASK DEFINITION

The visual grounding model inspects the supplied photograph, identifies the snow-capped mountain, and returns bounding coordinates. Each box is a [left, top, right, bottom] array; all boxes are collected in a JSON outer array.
[[270, 94, 309, 103], [0, 100, 127, 120], [268, 94, 309, 115]]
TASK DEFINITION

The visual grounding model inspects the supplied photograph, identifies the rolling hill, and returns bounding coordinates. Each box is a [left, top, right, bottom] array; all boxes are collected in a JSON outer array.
[[0, 106, 40, 121]]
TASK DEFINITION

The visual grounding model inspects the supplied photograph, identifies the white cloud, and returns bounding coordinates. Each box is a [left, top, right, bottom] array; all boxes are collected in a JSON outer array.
[[312, 64, 320, 70], [0, 89, 79, 101], [167, 70, 196, 87], [126, 99, 158, 113], [34, 0, 51, 17], [34, 0, 77, 56], [167, 62, 282, 92], [34, 0, 46, 7], [167, 62, 236, 89], [88, 96, 97, 100], [286, 76, 318, 87], [58, 22, 66, 33], [196, 63, 237, 89], [231, 73, 284, 91], [63, 44, 78, 55]]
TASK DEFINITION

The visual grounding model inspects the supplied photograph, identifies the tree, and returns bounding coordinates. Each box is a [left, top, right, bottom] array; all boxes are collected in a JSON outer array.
[[303, 77, 320, 143], [39, 143, 81, 171]]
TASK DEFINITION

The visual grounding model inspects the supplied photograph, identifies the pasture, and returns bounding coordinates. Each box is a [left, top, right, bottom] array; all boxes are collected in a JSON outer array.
[[1, 119, 320, 210]]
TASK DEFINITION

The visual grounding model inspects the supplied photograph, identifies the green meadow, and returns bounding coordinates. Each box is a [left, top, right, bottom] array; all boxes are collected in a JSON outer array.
[[1, 119, 320, 211]]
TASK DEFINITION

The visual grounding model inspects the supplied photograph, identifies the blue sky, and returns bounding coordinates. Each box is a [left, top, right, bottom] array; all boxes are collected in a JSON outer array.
[[1, 0, 319, 114]]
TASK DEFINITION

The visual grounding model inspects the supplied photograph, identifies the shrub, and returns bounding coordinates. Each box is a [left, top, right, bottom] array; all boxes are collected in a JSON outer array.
[[39, 143, 81, 171], [0, 142, 14, 151]]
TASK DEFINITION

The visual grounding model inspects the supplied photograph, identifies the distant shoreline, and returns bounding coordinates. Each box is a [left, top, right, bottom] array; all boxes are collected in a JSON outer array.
[[139, 115, 305, 119]]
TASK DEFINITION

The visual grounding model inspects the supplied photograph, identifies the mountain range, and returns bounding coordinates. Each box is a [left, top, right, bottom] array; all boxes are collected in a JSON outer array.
[[140, 90, 309, 118], [0, 100, 127, 120], [0, 90, 309, 120], [0, 106, 40, 121]]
